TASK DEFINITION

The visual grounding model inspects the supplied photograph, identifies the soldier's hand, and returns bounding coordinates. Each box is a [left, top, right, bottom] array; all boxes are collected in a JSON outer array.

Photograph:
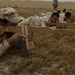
[[7, 33, 24, 45]]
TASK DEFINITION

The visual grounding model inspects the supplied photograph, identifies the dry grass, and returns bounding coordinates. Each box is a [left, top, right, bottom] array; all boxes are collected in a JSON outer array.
[[0, 30, 75, 75]]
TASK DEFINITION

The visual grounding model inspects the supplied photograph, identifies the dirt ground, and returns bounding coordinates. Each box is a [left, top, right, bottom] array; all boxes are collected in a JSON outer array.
[[0, 30, 75, 75]]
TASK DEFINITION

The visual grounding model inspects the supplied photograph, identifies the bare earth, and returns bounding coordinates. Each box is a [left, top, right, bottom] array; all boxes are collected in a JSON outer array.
[[0, 0, 75, 10]]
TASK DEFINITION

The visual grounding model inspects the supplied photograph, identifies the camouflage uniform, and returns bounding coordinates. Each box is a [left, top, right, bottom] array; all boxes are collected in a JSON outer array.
[[53, 0, 58, 10]]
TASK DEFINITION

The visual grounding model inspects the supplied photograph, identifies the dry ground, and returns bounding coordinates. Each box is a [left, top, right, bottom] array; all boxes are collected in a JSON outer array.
[[0, 1, 75, 75], [0, 29, 75, 75]]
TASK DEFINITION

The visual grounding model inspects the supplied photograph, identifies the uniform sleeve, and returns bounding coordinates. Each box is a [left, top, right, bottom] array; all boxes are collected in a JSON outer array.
[[0, 40, 10, 56]]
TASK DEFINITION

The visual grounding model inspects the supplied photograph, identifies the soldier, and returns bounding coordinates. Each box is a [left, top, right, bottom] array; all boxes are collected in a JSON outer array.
[[0, 7, 33, 56], [53, 0, 59, 11]]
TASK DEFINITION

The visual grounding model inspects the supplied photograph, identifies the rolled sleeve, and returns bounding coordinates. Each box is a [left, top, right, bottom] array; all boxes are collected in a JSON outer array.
[[0, 40, 10, 56]]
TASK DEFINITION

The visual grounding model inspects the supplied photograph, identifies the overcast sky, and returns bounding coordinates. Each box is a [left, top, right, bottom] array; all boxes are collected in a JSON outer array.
[[32, 0, 75, 2]]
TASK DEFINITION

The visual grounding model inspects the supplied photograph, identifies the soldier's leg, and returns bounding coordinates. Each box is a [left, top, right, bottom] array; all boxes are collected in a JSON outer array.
[[53, 4, 56, 10]]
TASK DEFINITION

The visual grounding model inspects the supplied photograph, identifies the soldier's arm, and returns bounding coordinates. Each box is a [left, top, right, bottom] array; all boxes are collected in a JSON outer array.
[[0, 40, 10, 56], [0, 33, 24, 56]]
